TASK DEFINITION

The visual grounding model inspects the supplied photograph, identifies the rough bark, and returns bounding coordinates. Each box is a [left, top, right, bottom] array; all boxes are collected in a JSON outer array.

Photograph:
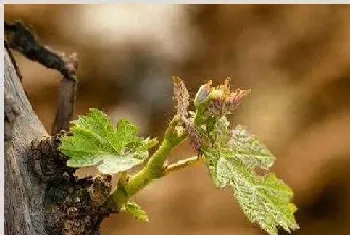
[[4, 47, 108, 235], [4, 48, 48, 234]]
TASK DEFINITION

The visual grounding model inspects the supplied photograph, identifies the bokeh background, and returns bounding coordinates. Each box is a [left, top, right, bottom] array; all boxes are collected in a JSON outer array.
[[4, 4, 350, 235]]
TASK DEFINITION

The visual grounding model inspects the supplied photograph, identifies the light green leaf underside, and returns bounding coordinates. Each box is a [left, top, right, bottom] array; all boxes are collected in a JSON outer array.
[[67, 153, 146, 175], [59, 108, 157, 174], [217, 157, 299, 235], [122, 201, 149, 222], [209, 117, 275, 169], [203, 119, 298, 235], [97, 152, 148, 174]]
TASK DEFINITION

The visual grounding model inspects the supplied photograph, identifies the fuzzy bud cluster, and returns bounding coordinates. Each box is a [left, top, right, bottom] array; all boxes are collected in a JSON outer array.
[[194, 78, 250, 117]]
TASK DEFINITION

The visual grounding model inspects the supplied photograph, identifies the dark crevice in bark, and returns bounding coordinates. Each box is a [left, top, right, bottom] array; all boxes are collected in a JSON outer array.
[[5, 40, 23, 82]]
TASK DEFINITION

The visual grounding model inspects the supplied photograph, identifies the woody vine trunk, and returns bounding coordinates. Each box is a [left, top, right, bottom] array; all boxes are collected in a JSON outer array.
[[4, 47, 49, 235], [4, 47, 106, 235]]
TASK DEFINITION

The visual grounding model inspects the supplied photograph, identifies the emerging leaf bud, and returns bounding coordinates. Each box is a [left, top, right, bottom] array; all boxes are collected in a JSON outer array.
[[194, 80, 212, 108], [222, 88, 250, 115], [173, 76, 190, 117], [207, 78, 250, 116]]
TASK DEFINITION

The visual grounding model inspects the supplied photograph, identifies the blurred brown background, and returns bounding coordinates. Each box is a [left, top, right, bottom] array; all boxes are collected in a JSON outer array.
[[4, 4, 350, 235]]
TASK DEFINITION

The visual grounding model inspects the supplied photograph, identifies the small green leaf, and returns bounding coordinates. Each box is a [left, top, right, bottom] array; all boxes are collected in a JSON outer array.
[[194, 80, 212, 108], [59, 108, 157, 174], [122, 201, 149, 222]]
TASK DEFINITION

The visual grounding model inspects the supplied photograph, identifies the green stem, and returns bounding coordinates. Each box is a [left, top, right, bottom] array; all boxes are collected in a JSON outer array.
[[125, 138, 177, 195], [108, 117, 186, 210]]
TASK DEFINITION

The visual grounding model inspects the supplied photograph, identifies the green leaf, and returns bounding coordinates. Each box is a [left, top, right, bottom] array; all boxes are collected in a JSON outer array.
[[208, 118, 275, 170], [208, 116, 232, 149], [203, 118, 298, 235], [122, 201, 149, 222], [59, 108, 157, 174], [228, 125, 275, 169], [216, 157, 299, 235], [203, 149, 227, 188]]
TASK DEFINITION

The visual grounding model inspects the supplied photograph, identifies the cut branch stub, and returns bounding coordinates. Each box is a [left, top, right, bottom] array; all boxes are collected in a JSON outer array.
[[52, 77, 77, 135], [5, 21, 77, 79], [5, 20, 79, 135]]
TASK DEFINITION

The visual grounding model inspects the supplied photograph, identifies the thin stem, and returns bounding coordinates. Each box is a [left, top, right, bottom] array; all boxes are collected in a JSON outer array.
[[125, 138, 179, 195], [108, 117, 187, 210], [164, 156, 203, 175]]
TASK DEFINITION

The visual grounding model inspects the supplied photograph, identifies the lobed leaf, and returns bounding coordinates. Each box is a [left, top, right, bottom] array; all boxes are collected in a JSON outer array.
[[203, 120, 298, 235], [215, 157, 299, 235], [59, 108, 157, 174]]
